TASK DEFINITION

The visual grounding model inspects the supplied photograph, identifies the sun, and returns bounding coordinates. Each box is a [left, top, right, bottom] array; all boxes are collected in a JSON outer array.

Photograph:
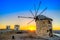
[[28, 26, 36, 31]]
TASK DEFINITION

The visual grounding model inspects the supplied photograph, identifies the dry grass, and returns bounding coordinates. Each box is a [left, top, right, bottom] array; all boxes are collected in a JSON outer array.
[[0, 31, 49, 40], [0, 31, 16, 40]]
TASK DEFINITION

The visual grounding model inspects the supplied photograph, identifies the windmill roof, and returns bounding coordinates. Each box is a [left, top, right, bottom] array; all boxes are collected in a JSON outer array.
[[38, 15, 53, 21]]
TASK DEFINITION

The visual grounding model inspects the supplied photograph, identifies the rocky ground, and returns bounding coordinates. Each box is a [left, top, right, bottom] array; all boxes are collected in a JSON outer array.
[[0, 31, 60, 40], [0, 34, 60, 40]]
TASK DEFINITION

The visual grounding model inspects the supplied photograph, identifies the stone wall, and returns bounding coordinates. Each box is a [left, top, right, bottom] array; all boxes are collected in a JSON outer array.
[[36, 20, 52, 37]]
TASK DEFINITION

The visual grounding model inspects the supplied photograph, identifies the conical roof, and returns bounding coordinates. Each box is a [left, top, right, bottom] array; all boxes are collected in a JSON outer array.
[[37, 15, 53, 21]]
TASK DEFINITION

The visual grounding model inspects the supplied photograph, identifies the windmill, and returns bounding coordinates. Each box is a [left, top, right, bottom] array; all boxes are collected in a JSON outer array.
[[18, 1, 53, 37], [18, 1, 47, 24]]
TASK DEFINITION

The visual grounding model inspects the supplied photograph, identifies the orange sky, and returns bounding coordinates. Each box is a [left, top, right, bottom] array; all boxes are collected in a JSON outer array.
[[53, 26, 60, 30], [0, 24, 60, 30]]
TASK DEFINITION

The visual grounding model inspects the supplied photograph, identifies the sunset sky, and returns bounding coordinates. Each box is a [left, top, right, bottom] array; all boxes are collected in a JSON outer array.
[[0, 0, 60, 30]]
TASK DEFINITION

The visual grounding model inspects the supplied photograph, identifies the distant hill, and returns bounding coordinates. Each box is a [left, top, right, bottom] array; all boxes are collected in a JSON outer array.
[[53, 30, 60, 34]]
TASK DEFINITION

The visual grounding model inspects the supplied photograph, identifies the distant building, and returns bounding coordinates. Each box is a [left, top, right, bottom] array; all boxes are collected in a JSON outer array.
[[14, 25, 20, 31], [6, 25, 10, 30]]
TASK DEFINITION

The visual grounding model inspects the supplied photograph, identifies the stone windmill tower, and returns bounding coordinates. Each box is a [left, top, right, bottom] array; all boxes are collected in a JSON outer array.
[[6, 25, 10, 30], [18, 1, 53, 37], [35, 15, 53, 37], [14, 25, 20, 31]]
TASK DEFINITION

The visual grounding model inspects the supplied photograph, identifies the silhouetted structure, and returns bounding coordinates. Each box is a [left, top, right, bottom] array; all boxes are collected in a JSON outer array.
[[6, 25, 10, 30], [14, 25, 20, 31]]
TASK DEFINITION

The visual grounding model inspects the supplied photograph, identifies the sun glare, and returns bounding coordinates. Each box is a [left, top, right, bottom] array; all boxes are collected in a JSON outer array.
[[28, 26, 36, 31]]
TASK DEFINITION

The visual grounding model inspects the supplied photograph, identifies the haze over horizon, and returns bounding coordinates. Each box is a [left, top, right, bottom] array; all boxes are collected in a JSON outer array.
[[0, 0, 60, 30]]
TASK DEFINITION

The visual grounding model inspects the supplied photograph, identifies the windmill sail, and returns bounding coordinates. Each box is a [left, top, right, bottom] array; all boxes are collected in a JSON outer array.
[[27, 19, 34, 24], [39, 7, 47, 15], [29, 9, 35, 17], [35, 1, 41, 16], [18, 16, 33, 19]]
